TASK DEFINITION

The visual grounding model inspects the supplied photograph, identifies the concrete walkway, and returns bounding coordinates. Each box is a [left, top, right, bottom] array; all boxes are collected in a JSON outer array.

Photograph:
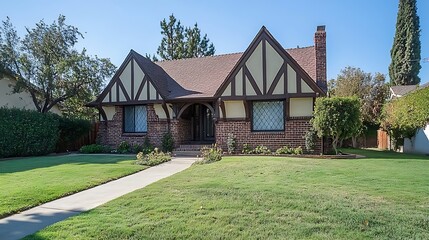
[[0, 157, 196, 240]]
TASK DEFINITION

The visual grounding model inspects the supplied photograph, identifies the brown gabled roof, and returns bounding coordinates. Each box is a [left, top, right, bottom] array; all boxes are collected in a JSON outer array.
[[153, 46, 316, 99], [155, 53, 242, 99]]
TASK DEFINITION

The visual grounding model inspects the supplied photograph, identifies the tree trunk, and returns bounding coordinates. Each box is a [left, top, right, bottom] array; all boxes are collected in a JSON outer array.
[[352, 136, 358, 148], [332, 136, 339, 155]]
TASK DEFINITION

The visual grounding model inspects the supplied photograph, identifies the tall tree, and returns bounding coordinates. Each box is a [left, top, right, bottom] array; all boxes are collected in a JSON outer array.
[[157, 14, 185, 60], [155, 14, 215, 60], [184, 23, 215, 58], [0, 15, 116, 114], [329, 66, 389, 125], [389, 0, 421, 85]]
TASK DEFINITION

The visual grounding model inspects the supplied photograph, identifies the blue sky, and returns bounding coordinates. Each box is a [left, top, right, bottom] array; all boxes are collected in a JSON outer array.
[[2, 0, 428, 84]]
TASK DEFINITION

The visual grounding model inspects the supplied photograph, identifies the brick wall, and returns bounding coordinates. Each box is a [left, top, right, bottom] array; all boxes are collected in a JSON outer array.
[[215, 118, 323, 154], [97, 105, 169, 148], [170, 119, 192, 147], [97, 104, 194, 148], [97, 105, 325, 153]]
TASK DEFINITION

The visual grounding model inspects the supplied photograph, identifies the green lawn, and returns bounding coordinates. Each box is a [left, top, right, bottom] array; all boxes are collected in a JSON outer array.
[[0, 154, 146, 218], [27, 149, 429, 239]]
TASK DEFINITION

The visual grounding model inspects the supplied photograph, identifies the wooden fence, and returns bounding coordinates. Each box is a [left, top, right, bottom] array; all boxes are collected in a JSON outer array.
[[56, 122, 99, 152], [377, 129, 389, 150]]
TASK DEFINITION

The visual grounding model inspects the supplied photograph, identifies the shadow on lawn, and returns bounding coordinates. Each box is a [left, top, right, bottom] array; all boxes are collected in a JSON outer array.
[[341, 148, 429, 160], [0, 155, 134, 174], [0, 207, 83, 240]]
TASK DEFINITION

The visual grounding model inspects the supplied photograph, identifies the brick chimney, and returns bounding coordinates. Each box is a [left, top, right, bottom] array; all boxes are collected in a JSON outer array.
[[314, 25, 327, 93]]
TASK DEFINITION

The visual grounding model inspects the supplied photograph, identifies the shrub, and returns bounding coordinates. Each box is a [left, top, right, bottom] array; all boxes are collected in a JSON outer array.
[[161, 132, 174, 152], [117, 141, 131, 154], [226, 133, 236, 154], [275, 146, 303, 155], [135, 148, 171, 166], [142, 136, 154, 154], [312, 97, 362, 154], [276, 146, 303, 155], [276, 146, 292, 154], [79, 144, 111, 153], [136, 151, 145, 160], [242, 144, 271, 155], [131, 144, 143, 154], [252, 145, 271, 155], [130, 137, 154, 154], [304, 127, 317, 153], [293, 146, 303, 155], [242, 143, 252, 154], [196, 144, 222, 164], [381, 86, 429, 150], [0, 108, 59, 158]]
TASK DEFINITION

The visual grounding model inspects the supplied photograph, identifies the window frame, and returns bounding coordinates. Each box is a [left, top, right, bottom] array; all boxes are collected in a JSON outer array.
[[251, 100, 285, 132], [122, 105, 148, 134]]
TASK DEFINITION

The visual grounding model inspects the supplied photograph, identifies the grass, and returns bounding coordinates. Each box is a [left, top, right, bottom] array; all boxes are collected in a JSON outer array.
[[27, 149, 429, 239], [0, 154, 146, 218]]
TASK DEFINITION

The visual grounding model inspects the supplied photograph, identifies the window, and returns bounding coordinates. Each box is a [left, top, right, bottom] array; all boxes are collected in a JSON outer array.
[[124, 105, 147, 133], [252, 101, 284, 131]]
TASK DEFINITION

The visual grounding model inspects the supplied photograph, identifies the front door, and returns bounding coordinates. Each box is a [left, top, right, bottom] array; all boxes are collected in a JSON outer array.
[[192, 104, 215, 141]]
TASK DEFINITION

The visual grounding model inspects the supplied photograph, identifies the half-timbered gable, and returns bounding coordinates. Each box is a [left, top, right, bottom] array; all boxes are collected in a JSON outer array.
[[216, 27, 324, 122], [96, 51, 164, 106], [217, 27, 323, 99]]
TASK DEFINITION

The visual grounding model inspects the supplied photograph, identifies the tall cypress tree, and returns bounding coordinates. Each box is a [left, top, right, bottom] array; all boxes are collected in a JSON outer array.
[[389, 0, 421, 85]]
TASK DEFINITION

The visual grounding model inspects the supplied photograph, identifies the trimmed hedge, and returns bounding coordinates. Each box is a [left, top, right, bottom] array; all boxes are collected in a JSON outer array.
[[0, 108, 59, 158], [79, 144, 111, 154]]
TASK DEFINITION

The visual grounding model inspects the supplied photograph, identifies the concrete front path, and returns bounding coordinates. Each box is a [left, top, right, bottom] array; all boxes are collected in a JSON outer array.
[[0, 157, 196, 240]]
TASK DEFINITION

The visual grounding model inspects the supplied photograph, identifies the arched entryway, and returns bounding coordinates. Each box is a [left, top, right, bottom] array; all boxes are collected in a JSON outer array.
[[177, 103, 215, 142]]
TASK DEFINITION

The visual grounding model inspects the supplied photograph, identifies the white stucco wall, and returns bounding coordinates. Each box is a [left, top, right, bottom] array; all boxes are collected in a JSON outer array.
[[224, 100, 246, 118], [1, 77, 36, 110], [289, 98, 313, 117], [153, 103, 173, 119], [102, 106, 116, 120], [1, 77, 61, 114], [403, 124, 429, 154]]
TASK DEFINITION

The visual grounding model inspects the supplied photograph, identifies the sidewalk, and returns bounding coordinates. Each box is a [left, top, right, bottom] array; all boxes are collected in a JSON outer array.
[[0, 157, 196, 240]]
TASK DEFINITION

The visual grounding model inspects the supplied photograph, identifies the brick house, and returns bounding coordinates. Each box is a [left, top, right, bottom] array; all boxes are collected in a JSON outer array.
[[89, 26, 328, 153]]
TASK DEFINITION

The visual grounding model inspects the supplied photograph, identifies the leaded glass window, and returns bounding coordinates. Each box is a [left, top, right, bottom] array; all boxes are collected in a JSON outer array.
[[252, 101, 284, 131], [124, 105, 147, 133]]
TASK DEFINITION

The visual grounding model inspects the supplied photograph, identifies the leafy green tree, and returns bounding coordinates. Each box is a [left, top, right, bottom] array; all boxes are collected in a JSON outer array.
[[311, 97, 362, 154], [0, 15, 116, 114], [381, 86, 429, 150], [329, 66, 388, 125], [389, 0, 421, 85], [155, 14, 215, 60]]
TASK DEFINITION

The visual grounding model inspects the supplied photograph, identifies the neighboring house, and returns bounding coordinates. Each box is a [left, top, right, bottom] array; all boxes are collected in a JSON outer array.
[[89, 26, 328, 153], [397, 82, 429, 154], [0, 76, 62, 115], [389, 85, 418, 99]]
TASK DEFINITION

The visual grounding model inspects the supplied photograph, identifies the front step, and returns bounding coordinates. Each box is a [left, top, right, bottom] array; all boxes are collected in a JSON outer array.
[[175, 144, 212, 152], [173, 150, 201, 157], [173, 144, 213, 157]]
